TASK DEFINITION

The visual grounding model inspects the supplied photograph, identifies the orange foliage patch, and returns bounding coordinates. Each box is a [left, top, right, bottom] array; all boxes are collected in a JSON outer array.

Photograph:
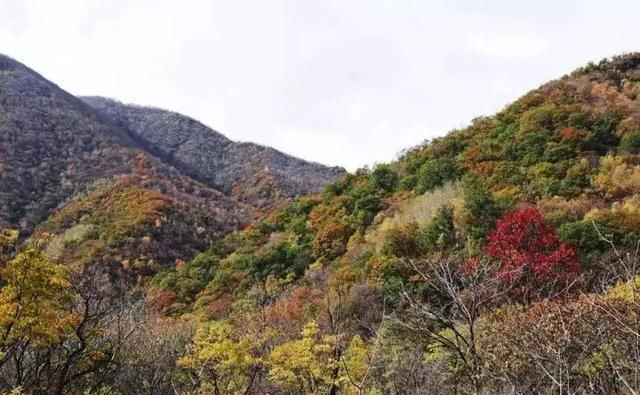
[[148, 290, 177, 314], [265, 286, 324, 331]]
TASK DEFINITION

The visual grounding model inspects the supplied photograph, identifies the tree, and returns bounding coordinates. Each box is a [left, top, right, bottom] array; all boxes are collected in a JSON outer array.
[[266, 321, 337, 394], [421, 205, 455, 250], [380, 224, 423, 258], [480, 295, 640, 394], [370, 164, 398, 193], [0, 260, 144, 394], [113, 315, 192, 395], [178, 320, 263, 395], [619, 131, 640, 153], [0, 243, 73, 388], [390, 257, 516, 393], [309, 197, 356, 260], [484, 207, 580, 301], [593, 155, 640, 198], [0, 232, 150, 394], [458, 175, 500, 242], [45, 264, 143, 395], [415, 158, 460, 194], [337, 335, 370, 395]]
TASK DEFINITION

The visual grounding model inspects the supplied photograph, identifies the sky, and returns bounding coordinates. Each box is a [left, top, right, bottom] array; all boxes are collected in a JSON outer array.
[[1, 0, 639, 170]]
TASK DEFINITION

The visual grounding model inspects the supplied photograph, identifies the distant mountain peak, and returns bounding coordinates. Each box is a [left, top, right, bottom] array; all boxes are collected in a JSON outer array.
[[81, 96, 346, 210], [0, 54, 344, 265], [0, 53, 20, 71]]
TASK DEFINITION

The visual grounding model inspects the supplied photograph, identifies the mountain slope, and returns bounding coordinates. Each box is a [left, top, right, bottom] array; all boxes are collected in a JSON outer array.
[[0, 53, 342, 267], [147, 53, 640, 393], [82, 96, 345, 210], [0, 53, 129, 228], [6, 51, 640, 394]]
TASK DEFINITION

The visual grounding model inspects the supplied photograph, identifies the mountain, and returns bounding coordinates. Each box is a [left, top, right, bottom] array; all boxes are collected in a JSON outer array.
[[5, 51, 640, 394], [0, 53, 344, 267], [146, 53, 640, 393], [81, 96, 345, 210]]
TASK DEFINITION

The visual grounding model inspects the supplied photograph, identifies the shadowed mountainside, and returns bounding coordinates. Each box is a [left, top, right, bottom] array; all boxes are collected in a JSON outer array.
[[81, 96, 346, 210], [0, 53, 344, 267]]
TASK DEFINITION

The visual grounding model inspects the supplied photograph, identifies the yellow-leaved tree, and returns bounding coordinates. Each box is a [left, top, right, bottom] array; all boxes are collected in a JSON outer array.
[[266, 320, 338, 394], [0, 230, 73, 363], [178, 320, 262, 394], [338, 335, 373, 395], [593, 155, 640, 198]]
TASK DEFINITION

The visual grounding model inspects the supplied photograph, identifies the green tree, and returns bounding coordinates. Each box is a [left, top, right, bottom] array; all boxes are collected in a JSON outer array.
[[370, 164, 398, 193], [459, 176, 500, 242], [415, 158, 460, 194], [421, 205, 455, 250]]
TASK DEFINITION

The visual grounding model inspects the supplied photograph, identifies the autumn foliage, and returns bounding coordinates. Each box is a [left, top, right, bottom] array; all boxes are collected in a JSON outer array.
[[10, 54, 640, 393], [485, 207, 580, 289]]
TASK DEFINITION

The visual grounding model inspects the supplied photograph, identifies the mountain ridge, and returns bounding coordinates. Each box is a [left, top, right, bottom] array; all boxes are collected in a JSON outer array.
[[145, 52, 640, 393], [0, 52, 344, 266], [81, 96, 345, 210]]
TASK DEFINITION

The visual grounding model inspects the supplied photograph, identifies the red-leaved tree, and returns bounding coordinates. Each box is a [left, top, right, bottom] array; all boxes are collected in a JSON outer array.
[[484, 207, 580, 301]]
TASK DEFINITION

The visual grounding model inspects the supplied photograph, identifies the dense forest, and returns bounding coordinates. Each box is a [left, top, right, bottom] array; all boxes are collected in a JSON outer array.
[[4, 54, 640, 394]]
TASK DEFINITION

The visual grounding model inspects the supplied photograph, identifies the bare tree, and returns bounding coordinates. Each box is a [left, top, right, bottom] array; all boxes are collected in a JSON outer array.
[[387, 256, 517, 394]]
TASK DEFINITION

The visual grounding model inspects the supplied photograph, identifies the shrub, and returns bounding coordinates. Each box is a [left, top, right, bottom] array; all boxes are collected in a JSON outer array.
[[380, 225, 423, 258], [558, 220, 609, 254]]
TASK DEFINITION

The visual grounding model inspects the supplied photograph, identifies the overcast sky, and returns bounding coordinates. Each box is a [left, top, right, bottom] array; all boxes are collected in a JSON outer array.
[[1, 0, 639, 170]]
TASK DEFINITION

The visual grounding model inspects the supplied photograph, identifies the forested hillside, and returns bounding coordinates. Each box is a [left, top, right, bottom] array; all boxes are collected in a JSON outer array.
[[0, 53, 343, 271], [3, 53, 640, 394], [149, 53, 640, 394], [82, 96, 344, 211]]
